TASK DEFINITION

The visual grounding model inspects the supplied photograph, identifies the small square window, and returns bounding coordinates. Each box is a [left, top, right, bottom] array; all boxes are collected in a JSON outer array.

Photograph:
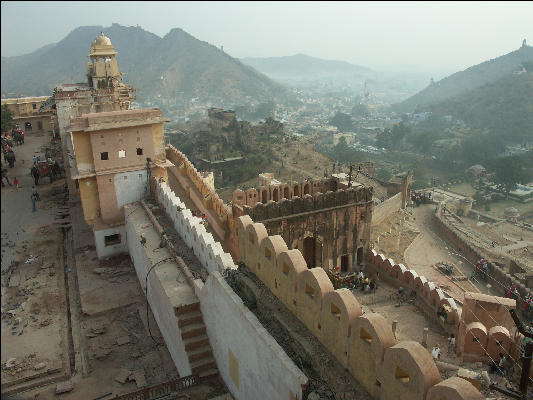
[[118, 150, 126, 158], [136, 148, 143, 155], [104, 234, 121, 246], [108, 178, 112, 182], [124, 176, 127, 180], [32, 103, 37, 109], [100, 152, 108, 160], [137, 137, 141, 142], [100, 135, 104, 138]]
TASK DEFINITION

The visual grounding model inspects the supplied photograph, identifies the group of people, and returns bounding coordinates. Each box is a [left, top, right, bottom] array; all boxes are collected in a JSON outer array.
[[1, 129, 22, 187], [474, 258, 489, 281], [2, 134, 17, 169], [353, 270, 378, 292], [411, 190, 432, 207], [431, 334, 456, 361]]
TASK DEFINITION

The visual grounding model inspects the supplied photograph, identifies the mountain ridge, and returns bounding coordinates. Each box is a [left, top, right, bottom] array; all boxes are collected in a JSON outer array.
[[392, 44, 533, 112], [1, 23, 288, 105]]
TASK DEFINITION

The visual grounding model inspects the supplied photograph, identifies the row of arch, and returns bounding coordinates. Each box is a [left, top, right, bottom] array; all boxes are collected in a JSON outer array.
[[366, 250, 516, 364], [237, 216, 483, 400], [366, 250, 461, 326], [232, 178, 337, 207]]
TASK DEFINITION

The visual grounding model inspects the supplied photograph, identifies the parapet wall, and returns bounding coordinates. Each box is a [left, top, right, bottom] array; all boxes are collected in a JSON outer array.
[[232, 177, 340, 208], [152, 179, 308, 399], [234, 184, 373, 223], [365, 249, 520, 366], [125, 202, 193, 377], [194, 272, 307, 400], [372, 192, 402, 226], [365, 249, 461, 334], [166, 144, 231, 227], [155, 180, 236, 275], [432, 207, 530, 299], [238, 215, 483, 400]]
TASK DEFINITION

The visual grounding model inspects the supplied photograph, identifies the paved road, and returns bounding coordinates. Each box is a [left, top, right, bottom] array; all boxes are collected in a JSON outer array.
[[1, 133, 56, 273]]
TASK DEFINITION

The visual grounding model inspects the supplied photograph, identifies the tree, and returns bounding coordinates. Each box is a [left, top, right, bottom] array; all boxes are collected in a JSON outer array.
[[329, 112, 353, 132], [488, 155, 528, 197], [1, 104, 14, 133]]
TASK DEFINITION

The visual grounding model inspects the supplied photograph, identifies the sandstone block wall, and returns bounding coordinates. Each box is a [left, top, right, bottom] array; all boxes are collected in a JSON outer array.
[[365, 249, 521, 366], [432, 208, 530, 299], [372, 192, 402, 226], [238, 216, 482, 400]]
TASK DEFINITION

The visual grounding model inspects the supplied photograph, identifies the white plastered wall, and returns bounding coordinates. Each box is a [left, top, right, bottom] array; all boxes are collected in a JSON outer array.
[[195, 273, 308, 400], [94, 225, 127, 258]]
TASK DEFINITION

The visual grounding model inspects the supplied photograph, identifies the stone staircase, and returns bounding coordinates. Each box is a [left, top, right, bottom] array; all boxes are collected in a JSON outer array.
[[175, 303, 218, 379]]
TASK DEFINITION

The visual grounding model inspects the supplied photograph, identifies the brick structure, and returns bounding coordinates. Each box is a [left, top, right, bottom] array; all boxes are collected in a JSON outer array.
[[68, 108, 172, 258], [232, 177, 373, 272]]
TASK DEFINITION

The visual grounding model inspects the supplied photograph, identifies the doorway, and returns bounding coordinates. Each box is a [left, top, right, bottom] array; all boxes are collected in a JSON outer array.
[[303, 237, 316, 268], [341, 255, 349, 272]]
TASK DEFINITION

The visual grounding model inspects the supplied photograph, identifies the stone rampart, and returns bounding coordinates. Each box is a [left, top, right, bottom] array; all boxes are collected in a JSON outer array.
[[237, 216, 483, 400], [372, 192, 402, 226], [432, 207, 530, 299], [232, 177, 339, 207], [236, 185, 373, 223], [155, 180, 237, 275], [365, 249, 522, 367], [166, 144, 231, 226]]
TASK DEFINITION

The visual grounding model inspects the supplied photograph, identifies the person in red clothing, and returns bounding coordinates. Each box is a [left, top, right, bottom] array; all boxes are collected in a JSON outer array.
[[13, 176, 19, 188]]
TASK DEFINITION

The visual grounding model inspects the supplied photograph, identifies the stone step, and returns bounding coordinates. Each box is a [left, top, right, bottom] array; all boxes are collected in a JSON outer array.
[[186, 345, 213, 362], [183, 334, 210, 351], [177, 310, 203, 328], [181, 323, 206, 339], [190, 357, 217, 374], [198, 367, 219, 380], [174, 302, 200, 317]]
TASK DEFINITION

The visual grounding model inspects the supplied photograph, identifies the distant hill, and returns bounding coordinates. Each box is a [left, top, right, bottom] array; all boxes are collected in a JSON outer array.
[[426, 70, 533, 142], [241, 54, 375, 82], [392, 43, 533, 112], [1, 24, 288, 105]]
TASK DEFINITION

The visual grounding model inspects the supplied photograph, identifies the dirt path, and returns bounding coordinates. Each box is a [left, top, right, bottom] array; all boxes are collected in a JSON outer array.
[[1, 133, 57, 273]]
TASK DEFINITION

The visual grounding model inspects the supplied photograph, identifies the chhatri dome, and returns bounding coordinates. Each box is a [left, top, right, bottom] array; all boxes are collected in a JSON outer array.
[[89, 32, 117, 58]]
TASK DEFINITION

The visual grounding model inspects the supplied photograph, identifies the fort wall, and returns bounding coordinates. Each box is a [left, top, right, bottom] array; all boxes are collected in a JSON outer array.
[[128, 180, 308, 400], [372, 192, 402, 226], [364, 249, 521, 366], [432, 207, 530, 299], [237, 215, 483, 400]]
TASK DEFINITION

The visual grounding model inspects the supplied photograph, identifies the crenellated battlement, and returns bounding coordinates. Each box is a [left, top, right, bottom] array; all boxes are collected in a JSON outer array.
[[241, 186, 373, 222], [237, 215, 484, 400]]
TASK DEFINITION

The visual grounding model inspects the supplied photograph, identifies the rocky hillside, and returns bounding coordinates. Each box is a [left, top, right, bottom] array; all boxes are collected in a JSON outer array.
[[1, 24, 288, 105], [392, 43, 533, 112], [426, 70, 533, 142]]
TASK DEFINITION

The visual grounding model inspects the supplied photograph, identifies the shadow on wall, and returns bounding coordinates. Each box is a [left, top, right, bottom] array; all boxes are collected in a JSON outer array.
[[237, 215, 484, 400]]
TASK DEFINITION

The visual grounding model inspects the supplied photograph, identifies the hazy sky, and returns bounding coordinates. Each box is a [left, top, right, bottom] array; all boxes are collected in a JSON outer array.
[[2, 1, 532, 75]]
